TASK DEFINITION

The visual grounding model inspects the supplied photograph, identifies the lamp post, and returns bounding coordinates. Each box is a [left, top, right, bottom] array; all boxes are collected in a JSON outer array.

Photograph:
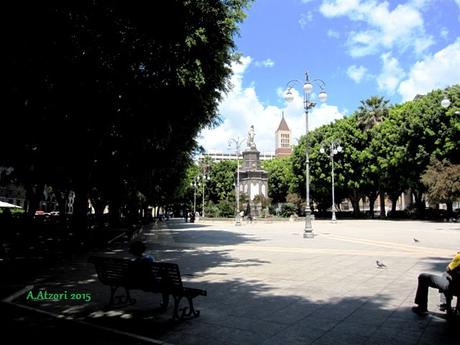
[[441, 90, 459, 114], [441, 93, 451, 109], [191, 177, 197, 216], [320, 141, 342, 223], [284, 72, 328, 238], [200, 173, 209, 218], [228, 136, 245, 226]]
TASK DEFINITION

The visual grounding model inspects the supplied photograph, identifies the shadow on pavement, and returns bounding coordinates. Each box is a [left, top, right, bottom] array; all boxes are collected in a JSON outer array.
[[2, 223, 460, 345]]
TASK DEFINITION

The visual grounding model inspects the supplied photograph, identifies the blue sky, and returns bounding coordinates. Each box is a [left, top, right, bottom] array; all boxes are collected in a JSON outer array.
[[198, 0, 460, 154]]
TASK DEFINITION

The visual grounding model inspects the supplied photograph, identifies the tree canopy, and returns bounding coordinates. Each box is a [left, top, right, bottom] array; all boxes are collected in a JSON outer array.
[[0, 0, 251, 226]]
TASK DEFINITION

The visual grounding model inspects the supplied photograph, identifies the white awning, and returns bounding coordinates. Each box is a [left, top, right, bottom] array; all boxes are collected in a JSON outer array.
[[0, 201, 22, 208]]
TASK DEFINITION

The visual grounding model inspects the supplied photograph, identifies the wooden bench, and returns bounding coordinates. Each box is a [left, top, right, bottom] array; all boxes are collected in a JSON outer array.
[[88, 256, 207, 320]]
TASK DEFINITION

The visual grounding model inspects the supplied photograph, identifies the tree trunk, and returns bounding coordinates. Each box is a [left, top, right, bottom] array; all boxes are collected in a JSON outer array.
[[350, 190, 360, 215], [446, 201, 453, 214], [412, 190, 425, 217], [109, 201, 121, 227], [25, 183, 42, 216], [388, 191, 400, 214], [379, 189, 386, 219], [391, 198, 397, 213], [92, 200, 105, 228], [367, 191, 378, 219], [369, 197, 375, 219], [55, 191, 67, 217], [72, 181, 89, 240]]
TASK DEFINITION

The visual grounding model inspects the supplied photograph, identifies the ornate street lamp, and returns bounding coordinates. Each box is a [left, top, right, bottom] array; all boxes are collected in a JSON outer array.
[[200, 173, 209, 218], [441, 93, 451, 109], [441, 89, 460, 114], [228, 136, 245, 226], [191, 177, 197, 216], [284, 72, 328, 238], [320, 141, 342, 223]]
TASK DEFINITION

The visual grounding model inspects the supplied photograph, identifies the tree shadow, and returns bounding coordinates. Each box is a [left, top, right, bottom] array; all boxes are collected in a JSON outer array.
[[11, 274, 460, 345], [5, 228, 460, 345]]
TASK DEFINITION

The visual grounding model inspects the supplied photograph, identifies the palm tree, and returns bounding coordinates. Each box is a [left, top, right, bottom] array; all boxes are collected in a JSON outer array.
[[356, 96, 390, 131], [356, 96, 390, 219]]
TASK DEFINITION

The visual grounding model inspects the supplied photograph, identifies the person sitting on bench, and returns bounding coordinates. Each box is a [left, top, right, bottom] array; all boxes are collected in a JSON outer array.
[[412, 251, 460, 316], [129, 241, 155, 263], [128, 241, 169, 310]]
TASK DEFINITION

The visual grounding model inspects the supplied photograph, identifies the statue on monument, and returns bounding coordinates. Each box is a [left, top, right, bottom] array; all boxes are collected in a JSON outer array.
[[247, 125, 256, 149]]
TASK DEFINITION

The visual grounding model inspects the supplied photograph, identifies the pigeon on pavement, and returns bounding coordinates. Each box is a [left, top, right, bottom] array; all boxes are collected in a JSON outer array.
[[376, 260, 387, 269]]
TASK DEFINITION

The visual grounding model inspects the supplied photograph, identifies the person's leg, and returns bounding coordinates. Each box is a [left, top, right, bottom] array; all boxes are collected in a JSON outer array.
[[439, 272, 453, 311], [414, 273, 450, 311]]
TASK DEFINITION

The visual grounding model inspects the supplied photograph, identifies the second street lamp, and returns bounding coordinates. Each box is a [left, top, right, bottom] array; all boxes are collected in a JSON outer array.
[[284, 71, 328, 238], [201, 173, 209, 218], [228, 136, 245, 226], [320, 141, 342, 223], [191, 177, 197, 217]]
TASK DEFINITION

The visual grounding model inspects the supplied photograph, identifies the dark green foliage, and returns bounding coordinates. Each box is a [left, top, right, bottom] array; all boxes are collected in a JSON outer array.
[[0, 1, 251, 226], [262, 157, 294, 203], [421, 159, 460, 213], [280, 203, 297, 217]]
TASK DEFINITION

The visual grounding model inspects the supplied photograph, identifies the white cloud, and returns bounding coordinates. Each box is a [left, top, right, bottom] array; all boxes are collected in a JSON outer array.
[[299, 11, 314, 29], [320, 0, 434, 57], [254, 58, 275, 68], [327, 29, 341, 39], [198, 56, 344, 153], [414, 36, 435, 55], [320, 0, 362, 17], [347, 30, 380, 57], [440, 27, 449, 40], [398, 39, 460, 101], [377, 52, 405, 94], [347, 65, 368, 83]]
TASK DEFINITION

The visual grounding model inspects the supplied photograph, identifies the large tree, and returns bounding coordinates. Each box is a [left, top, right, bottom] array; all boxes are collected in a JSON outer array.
[[262, 157, 295, 204], [355, 96, 390, 217], [1, 1, 251, 229], [421, 159, 460, 213]]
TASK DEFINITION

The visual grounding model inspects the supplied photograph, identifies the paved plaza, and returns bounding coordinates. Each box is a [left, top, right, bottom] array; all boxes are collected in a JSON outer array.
[[3, 219, 460, 344]]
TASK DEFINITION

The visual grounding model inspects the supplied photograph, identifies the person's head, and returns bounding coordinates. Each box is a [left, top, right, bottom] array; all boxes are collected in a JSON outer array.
[[129, 241, 146, 257]]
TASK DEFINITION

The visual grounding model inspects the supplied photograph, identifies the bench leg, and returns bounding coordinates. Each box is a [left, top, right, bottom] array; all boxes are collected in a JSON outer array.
[[109, 286, 136, 305], [181, 295, 200, 319], [109, 286, 118, 305], [170, 295, 200, 321]]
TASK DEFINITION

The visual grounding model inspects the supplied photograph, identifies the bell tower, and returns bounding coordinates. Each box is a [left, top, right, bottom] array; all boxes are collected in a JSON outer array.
[[275, 112, 292, 157]]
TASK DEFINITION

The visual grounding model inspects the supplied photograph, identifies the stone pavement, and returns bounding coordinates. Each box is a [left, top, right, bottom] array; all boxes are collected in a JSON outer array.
[[3, 219, 460, 345]]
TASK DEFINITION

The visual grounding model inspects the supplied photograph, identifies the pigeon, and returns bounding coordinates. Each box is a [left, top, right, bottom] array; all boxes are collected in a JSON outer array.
[[413, 238, 420, 243], [376, 260, 387, 269]]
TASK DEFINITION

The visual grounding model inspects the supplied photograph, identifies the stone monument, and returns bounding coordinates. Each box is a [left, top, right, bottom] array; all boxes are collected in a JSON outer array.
[[239, 125, 269, 218]]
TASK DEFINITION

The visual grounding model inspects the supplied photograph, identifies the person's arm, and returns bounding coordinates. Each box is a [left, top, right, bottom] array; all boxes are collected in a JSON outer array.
[[446, 252, 460, 276]]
